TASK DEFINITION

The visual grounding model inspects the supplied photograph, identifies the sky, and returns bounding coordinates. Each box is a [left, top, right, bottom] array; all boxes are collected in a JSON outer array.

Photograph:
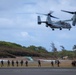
[[0, 0, 76, 51]]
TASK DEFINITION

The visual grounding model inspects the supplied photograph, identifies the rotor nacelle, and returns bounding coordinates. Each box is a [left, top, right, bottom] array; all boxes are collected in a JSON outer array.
[[61, 10, 76, 26]]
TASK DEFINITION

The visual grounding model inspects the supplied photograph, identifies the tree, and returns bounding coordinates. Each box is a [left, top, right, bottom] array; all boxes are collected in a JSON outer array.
[[51, 42, 58, 58], [51, 42, 57, 52], [37, 46, 48, 53], [60, 45, 66, 51], [27, 45, 37, 51], [73, 45, 76, 51], [72, 45, 76, 58], [27, 45, 48, 53]]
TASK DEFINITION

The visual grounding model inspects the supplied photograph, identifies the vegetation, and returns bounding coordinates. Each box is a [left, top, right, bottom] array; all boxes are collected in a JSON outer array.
[[0, 41, 49, 58], [0, 41, 76, 59]]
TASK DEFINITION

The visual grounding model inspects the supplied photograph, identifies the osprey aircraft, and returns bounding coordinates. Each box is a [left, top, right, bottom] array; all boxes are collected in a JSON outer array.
[[37, 11, 71, 31], [61, 10, 76, 26]]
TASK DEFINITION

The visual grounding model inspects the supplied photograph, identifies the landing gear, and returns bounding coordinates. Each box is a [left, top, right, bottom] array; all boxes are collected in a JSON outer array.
[[72, 23, 75, 26], [52, 29, 54, 31], [46, 25, 48, 27], [73, 25, 75, 26], [69, 28, 71, 30], [60, 27, 62, 30]]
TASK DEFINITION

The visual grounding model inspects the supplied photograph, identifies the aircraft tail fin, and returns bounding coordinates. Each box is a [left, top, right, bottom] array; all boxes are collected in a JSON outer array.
[[37, 16, 41, 24]]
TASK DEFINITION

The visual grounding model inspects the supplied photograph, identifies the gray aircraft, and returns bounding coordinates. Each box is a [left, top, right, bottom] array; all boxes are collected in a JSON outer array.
[[37, 11, 71, 31], [61, 10, 76, 26]]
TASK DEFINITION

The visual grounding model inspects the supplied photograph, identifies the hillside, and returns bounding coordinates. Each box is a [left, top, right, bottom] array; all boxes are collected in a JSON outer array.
[[0, 41, 76, 59], [0, 41, 50, 58]]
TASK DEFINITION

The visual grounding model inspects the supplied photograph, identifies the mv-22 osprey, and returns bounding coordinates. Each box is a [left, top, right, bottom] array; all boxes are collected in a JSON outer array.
[[37, 11, 71, 31]]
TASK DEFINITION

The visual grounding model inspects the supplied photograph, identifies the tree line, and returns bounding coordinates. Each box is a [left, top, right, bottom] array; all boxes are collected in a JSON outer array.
[[0, 41, 76, 59]]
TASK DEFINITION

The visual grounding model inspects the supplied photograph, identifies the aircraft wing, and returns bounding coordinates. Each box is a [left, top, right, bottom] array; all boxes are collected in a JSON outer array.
[[63, 19, 72, 22]]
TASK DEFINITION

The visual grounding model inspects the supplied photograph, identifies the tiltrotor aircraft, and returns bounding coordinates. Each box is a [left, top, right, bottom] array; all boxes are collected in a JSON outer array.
[[37, 11, 71, 31], [61, 10, 76, 26]]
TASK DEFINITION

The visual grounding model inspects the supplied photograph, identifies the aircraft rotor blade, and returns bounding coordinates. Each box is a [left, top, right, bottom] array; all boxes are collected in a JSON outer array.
[[61, 10, 74, 14], [36, 13, 47, 16], [50, 15, 59, 19], [36, 12, 59, 19]]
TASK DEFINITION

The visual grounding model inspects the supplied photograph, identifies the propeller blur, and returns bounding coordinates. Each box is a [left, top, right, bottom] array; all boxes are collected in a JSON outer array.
[[61, 10, 76, 26]]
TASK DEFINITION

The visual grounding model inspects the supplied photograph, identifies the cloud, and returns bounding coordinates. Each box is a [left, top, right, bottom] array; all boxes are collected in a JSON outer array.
[[0, 18, 16, 29], [0, 0, 76, 51]]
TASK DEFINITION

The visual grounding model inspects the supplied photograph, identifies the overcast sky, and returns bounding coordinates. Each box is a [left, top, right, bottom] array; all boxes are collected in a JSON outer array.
[[0, 0, 76, 51]]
